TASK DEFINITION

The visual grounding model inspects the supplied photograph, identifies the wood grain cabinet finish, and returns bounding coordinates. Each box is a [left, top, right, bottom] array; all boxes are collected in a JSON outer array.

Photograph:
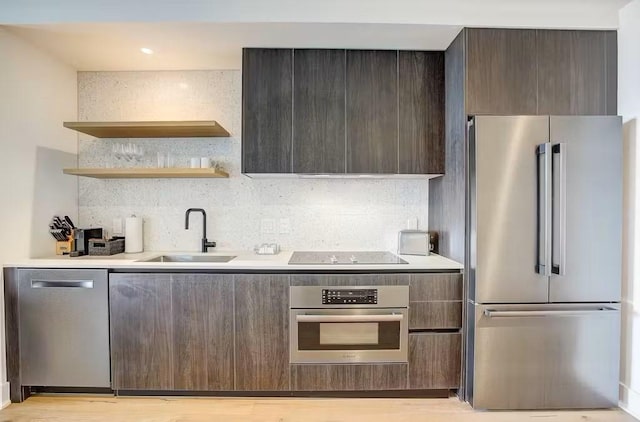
[[346, 50, 398, 173], [171, 274, 234, 391], [234, 275, 290, 391], [110, 274, 234, 391], [398, 51, 445, 174], [291, 364, 408, 391], [293, 49, 346, 173], [537, 30, 610, 115], [409, 273, 463, 330], [110, 274, 173, 390], [242, 48, 293, 173], [409, 333, 461, 389], [465, 28, 538, 115]]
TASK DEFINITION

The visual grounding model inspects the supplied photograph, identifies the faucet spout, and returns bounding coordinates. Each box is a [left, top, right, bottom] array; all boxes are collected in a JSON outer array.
[[185, 208, 216, 252]]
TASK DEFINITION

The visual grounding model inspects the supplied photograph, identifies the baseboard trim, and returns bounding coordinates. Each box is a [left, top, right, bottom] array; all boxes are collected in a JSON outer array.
[[620, 383, 640, 420], [1, 382, 10, 408]]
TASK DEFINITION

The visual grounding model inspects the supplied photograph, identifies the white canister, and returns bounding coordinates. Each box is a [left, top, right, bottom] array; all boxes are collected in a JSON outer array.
[[125, 215, 144, 253]]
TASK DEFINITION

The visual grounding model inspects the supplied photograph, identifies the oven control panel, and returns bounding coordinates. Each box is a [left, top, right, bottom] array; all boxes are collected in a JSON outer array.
[[322, 289, 378, 305]]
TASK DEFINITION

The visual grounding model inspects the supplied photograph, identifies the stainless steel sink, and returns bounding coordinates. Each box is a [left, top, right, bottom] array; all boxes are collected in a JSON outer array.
[[140, 255, 236, 263]]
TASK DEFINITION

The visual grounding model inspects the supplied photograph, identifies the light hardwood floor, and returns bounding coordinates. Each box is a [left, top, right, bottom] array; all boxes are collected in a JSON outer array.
[[0, 396, 637, 422]]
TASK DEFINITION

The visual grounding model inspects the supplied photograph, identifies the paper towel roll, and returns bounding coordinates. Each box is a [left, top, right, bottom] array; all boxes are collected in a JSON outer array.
[[125, 215, 144, 253]]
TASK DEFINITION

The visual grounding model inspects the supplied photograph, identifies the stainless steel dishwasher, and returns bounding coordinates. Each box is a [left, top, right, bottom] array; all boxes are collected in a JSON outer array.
[[18, 269, 110, 388]]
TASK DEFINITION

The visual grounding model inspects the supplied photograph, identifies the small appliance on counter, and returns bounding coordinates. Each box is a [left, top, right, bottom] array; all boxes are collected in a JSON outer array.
[[72, 228, 104, 257], [398, 230, 430, 256]]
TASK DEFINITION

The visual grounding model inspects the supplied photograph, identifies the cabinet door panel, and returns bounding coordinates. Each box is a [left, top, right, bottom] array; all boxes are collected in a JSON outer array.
[[465, 28, 538, 115], [409, 273, 462, 301], [242, 48, 293, 173], [409, 332, 461, 389], [110, 274, 172, 390], [172, 274, 234, 391], [537, 30, 607, 115], [291, 364, 407, 390], [409, 302, 462, 330], [235, 275, 290, 390], [293, 49, 346, 173], [346, 50, 398, 173], [399, 51, 444, 174]]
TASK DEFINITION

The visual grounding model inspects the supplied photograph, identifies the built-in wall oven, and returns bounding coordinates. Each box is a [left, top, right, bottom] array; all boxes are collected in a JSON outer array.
[[290, 285, 409, 363]]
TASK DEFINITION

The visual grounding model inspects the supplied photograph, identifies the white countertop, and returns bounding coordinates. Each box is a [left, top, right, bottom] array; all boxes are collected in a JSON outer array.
[[3, 250, 462, 272]]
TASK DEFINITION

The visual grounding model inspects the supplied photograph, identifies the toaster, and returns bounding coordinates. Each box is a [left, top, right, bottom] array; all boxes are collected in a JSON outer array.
[[398, 230, 429, 256]]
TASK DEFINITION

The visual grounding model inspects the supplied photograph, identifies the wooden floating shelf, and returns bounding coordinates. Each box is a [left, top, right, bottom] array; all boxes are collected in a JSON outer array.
[[63, 168, 229, 179], [63, 121, 230, 138]]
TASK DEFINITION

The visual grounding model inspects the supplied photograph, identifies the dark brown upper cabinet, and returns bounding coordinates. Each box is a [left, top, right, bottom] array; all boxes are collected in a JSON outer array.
[[293, 49, 346, 173], [537, 30, 612, 115], [242, 48, 445, 176], [399, 51, 445, 174], [346, 50, 398, 174], [460, 28, 617, 116], [465, 28, 538, 115], [242, 48, 293, 174]]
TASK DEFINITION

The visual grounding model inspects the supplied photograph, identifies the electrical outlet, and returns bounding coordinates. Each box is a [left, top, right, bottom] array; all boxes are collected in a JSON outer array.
[[112, 218, 124, 235], [279, 218, 291, 234], [261, 218, 276, 234]]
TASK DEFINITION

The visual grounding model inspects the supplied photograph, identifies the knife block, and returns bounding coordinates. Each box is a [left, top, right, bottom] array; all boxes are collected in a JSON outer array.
[[55, 237, 74, 255]]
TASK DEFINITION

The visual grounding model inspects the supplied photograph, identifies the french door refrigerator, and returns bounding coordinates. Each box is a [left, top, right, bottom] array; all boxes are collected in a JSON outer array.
[[465, 116, 622, 410]]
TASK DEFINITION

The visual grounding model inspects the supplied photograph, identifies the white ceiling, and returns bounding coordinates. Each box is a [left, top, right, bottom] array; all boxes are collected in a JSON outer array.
[[0, 0, 631, 71], [5, 23, 464, 71]]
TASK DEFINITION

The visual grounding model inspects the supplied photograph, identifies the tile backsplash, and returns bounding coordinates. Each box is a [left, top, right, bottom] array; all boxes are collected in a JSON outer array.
[[78, 70, 430, 252]]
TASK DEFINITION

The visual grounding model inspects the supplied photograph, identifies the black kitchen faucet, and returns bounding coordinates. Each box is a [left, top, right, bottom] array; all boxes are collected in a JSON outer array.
[[185, 208, 216, 253]]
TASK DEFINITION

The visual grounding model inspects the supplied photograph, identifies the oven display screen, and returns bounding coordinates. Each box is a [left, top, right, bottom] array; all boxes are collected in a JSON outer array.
[[322, 289, 377, 305]]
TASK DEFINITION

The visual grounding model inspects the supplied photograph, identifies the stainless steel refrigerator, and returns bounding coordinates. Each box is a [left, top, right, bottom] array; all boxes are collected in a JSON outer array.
[[465, 116, 622, 410]]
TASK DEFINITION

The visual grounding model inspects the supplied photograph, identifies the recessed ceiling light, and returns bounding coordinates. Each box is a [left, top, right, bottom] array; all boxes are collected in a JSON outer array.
[[140, 47, 154, 55]]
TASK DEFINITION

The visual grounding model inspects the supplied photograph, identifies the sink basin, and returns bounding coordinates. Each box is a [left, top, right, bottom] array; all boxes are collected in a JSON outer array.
[[140, 255, 236, 263]]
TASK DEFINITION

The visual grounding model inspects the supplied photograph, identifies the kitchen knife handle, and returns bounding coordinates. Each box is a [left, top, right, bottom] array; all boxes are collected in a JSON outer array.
[[551, 143, 567, 276], [535, 143, 552, 276]]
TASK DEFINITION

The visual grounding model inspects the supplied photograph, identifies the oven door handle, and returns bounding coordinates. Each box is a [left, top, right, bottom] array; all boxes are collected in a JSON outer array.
[[296, 314, 404, 323]]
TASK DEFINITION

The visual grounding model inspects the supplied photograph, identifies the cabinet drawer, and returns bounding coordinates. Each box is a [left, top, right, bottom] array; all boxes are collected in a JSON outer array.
[[291, 274, 410, 286], [409, 273, 462, 301], [291, 364, 407, 391], [409, 301, 462, 329], [409, 332, 461, 389]]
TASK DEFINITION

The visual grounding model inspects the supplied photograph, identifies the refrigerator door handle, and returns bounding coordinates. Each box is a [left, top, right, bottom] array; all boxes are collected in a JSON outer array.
[[484, 308, 618, 318], [552, 143, 567, 276], [536, 143, 552, 276]]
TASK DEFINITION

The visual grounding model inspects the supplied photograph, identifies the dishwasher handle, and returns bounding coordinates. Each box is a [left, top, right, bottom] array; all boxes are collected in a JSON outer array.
[[31, 280, 94, 289], [484, 308, 619, 318], [296, 314, 403, 323]]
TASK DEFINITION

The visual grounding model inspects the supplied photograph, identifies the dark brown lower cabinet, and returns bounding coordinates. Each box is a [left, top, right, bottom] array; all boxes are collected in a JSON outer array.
[[291, 364, 408, 391], [408, 332, 461, 389], [172, 275, 234, 390], [235, 275, 290, 391], [109, 274, 234, 391], [409, 301, 463, 330], [110, 274, 173, 390]]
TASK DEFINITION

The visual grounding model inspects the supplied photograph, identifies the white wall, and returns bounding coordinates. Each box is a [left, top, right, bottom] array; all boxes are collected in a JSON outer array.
[[619, 0, 640, 418], [77, 71, 430, 252], [0, 28, 77, 405]]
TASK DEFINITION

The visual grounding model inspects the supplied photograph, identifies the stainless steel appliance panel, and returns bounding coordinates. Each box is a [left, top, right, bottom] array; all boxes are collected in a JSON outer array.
[[548, 116, 622, 303], [472, 116, 551, 303], [290, 285, 409, 309], [18, 269, 110, 387], [290, 308, 408, 363], [472, 303, 620, 410]]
